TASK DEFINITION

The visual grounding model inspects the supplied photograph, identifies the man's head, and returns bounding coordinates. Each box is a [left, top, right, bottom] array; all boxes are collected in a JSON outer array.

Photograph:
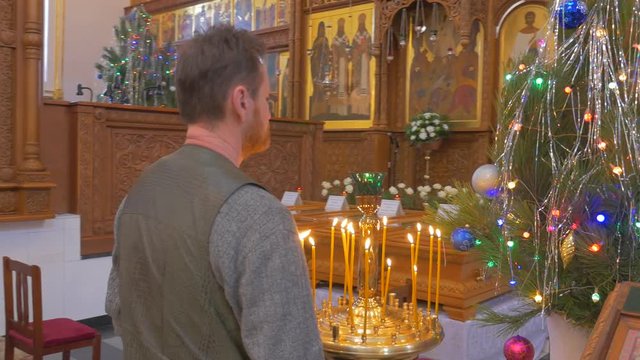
[[176, 25, 271, 156]]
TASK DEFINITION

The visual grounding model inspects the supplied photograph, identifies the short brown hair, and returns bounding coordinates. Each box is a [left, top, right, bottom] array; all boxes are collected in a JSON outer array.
[[176, 25, 265, 123]]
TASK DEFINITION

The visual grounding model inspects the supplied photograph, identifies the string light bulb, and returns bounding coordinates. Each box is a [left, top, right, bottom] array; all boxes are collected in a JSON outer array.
[[591, 290, 601, 303], [518, 63, 527, 71], [612, 166, 623, 176], [619, 73, 627, 81], [597, 141, 607, 150], [564, 85, 573, 94], [534, 292, 543, 304], [522, 231, 531, 239], [589, 243, 601, 252], [584, 111, 593, 123]]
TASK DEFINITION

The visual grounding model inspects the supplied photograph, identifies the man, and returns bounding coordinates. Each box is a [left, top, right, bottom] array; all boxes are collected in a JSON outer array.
[[106, 25, 323, 360]]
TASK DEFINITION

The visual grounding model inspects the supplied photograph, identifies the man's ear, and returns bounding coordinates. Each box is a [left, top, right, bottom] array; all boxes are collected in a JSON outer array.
[[230, 85, 249, 119]]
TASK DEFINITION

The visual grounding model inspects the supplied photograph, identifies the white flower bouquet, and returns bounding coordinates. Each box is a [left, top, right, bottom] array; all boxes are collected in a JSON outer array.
[[320, 177, 355, 204], [418, 183, 460, 209], [405, 112, 450, 145]]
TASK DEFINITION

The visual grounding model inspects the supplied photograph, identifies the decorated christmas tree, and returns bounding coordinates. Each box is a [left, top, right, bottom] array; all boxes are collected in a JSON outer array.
[[425, 0, 640, 333], [95, 6, 177, 107]]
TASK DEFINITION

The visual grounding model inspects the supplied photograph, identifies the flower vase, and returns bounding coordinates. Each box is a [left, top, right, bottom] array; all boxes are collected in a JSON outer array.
[[350, 172, 384, 305], [419, 139, 442, 185]]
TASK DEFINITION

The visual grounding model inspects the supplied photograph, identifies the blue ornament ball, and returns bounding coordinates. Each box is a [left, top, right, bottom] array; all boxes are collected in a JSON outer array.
[[451, 227, 476, 251], [556, 0, 588, 29]]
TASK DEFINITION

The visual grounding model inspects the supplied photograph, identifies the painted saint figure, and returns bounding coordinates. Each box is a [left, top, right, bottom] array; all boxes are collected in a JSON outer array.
[[330, 18, 350, 116], [350, 13, 372, 116], [509, 11, 543, 66], [309, 21, 331, 118]]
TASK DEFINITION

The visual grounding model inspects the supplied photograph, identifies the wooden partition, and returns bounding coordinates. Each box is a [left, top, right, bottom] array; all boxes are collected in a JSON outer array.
[[42, 101, 323, 255]]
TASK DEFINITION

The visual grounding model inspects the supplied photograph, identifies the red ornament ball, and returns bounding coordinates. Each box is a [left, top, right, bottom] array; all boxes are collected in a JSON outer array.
[[503, 335, 534, 360]]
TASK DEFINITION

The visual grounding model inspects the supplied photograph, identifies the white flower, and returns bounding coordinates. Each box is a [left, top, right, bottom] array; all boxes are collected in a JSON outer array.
[[405, 187, 414, 195], [443, 124, 449, 130], [449, 188, 459, 196], [433, 183, 442, 190], [333, 180, 341, 186], [434, 119, 440, 125], [343, 177, 353, 185], [322, 181, 332, 189], [321, 189, 329, 197], [345, 184, 354, 193], [426, 126, 435, 132], [437, 190, 447, 198], [397, 183, 406, 189], [444, 185, 453, 192], [417, 186, 424, 192], [412, 126, 417, 132], [419, 132, 427, 140], [389, 186, 398, 195], [411, 135, 416, 140], [424, 185, 432, 192], [419, 191, 428, 199]]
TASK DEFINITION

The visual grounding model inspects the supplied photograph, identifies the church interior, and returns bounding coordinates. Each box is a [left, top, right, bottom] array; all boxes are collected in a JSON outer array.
[[2, 0, 640, 359]]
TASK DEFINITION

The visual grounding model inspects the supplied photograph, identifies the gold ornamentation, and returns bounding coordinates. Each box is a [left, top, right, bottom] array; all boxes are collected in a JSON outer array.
[[560, 230, 576, 268]]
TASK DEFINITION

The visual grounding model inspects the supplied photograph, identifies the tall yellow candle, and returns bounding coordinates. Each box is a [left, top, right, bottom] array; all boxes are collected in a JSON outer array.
[[364, 238, 371, 340], [298, 229, 311, 251], [408, 233, 415, 273], [348, 223, 356, 304], [414, 223, 422, 267], [341, 220, 349, 299], [380, 216, 388, 298], [427, 225, 435, 314], [309, 237, 316, 309], [382, 258, 392, 318], [413, 264, 418, 324], [435, 229, 442, 317], [329, 217, 339, 305]]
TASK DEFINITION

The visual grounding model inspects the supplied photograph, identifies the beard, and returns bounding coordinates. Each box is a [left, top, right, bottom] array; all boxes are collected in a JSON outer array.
[[241, 108, 271, 159]]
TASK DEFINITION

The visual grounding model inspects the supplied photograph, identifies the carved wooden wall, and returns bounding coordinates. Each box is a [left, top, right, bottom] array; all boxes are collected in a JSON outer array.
[[0, 0, 54, 221], [49, 102, 322, 255]]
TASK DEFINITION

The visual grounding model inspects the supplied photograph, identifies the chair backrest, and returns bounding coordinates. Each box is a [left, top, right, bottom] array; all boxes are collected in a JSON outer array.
[[3, 256, 43, 346]]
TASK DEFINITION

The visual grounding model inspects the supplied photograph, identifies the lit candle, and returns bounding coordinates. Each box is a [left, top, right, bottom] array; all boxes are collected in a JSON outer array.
[[413, 264, 418, 324], [329, 217, 339, 305], [414, 223, 422, 267], [309, 237, 316, 308], [427, 225, 435, 313], [364, 238, 371, 339], [348, 223, 356, 306], [380, 216, 388, 299], [382, 258, 392, 318], [298, 229, 311, 251], [435, 229, 442, 317], [408, 233, 415, 273], [341, 219, 349, 298]]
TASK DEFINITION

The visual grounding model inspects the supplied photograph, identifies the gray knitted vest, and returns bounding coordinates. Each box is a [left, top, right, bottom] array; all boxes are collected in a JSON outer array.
[[116, 145, 256, 360]]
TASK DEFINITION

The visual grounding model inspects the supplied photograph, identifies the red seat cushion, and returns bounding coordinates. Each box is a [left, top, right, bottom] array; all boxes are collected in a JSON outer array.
[[9, 318, 98, 348]]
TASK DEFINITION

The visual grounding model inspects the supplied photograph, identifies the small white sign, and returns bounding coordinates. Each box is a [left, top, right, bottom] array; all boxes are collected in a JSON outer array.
[[325, 195, 349, 212], [378, 199, 404, 218], [281, 191, 303, 206]]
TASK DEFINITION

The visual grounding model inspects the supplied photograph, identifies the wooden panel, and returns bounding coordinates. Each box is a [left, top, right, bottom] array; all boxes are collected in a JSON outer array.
[[56, 102, 322, 256]]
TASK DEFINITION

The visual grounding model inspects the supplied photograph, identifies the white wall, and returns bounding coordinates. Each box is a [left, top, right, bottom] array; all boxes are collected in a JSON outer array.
[[0, 215, 112, 335], [62, 0, 130, 102]]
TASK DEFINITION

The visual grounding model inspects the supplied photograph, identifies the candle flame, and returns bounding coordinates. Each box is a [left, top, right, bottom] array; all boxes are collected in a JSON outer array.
[[429, 225, 434, 235], [387, 258, 392, 267], [364, 238, 371, 250], [309, 237, 316, 247], [348, 222, 355, 234], [341, 218, 348, 229], [407, 233, 414, 244], [383, 216, 388, 226], [413, 264, 418, 272], [298, 229, 311, 240], [435, 229, 442, 238], [417, 223, 422, 231], [332, 217, 339, 227]]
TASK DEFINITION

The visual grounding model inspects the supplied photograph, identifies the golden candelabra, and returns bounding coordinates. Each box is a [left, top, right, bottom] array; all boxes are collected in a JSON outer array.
[[314, 173, 444, 359]]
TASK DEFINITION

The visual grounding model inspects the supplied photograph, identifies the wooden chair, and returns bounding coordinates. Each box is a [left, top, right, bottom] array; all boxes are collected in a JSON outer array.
[[3, 256, 101, 360]]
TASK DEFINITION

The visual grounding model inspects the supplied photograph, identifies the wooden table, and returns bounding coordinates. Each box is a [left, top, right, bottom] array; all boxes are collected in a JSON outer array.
[[291, 203, 509, 321]]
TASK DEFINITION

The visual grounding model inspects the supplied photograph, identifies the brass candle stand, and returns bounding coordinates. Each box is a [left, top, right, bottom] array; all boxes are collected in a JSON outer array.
[[316, 172, 444, 359], [317, 294, 443, 360]]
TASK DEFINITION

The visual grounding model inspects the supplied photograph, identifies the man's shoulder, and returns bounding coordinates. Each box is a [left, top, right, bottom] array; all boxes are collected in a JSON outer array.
[[225, 185, 288, 217]]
